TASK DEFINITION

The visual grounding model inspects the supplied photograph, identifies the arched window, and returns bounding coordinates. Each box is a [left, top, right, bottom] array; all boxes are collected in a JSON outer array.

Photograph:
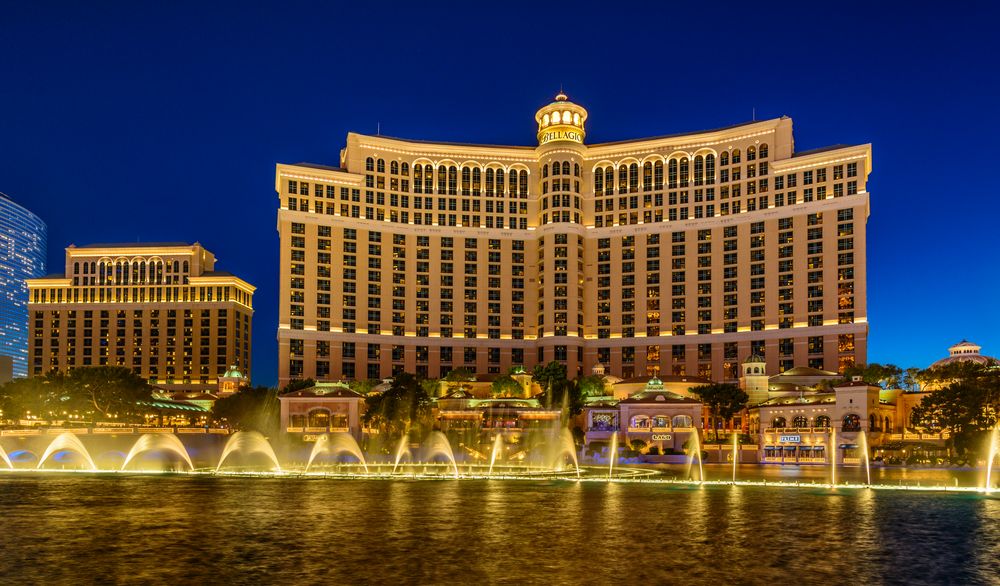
[[628, 163, 638, 192], [542, 165, 548, 179], [884, 416, 891, 432], [182, 260, 189, 274], [653, 415, 669, 427], [869, 414, 877, 431], [654, 161, 663, 190], [461, 167, 471, 195], [390, 161, 399, 174], [642, 162, 652, 191], [747, 146, 756, 161], [705, 154, 715, 185], [437, 165, 447, 194], [631, 415, 650, 428], [508, 170, 518, 197], [618, 166, 628, 192], [376, 158, 385, 173], [605, 168, 615, 194], [771, 417, 787, 429], [595, 167, 604, 194], [679, 157, 689, 187], [668, 159, 678, 188], [485, 168, 495, 196], [308, 409, 331, 428], [694, 156, 704, 186], [73, 262, 79, 274], [842, 414, 861, 432], [473, 168, 482, 195], [792, 416, 808, 428], [720, 151, 729, 166], [542, 113, 550, 126], [290, 414, 306, 427], [672, 415, 693, 428], [552, 162, 560, 176], [758, 143, 768, 158], [519, 170, 528, 196], [401, 162, 409, 176], [731, 149, 741, 164], [562, 161, 570, 176], [365, 157, 374, 172], [423, 165, 433, 192], [574, 163, 580, 177], [448, 166, 457, 195], [815, 415, 830, 428], [496, 169, 505, 195]]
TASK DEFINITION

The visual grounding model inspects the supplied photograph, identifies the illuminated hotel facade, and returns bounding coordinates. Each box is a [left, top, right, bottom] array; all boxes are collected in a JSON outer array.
[[26, 243, 254, 392], [276, 94, 870, 386]]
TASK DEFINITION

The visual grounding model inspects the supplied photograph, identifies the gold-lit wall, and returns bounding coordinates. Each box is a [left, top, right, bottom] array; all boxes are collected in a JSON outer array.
[[276, 96, 870, 385], [26, 243, 255, 392]]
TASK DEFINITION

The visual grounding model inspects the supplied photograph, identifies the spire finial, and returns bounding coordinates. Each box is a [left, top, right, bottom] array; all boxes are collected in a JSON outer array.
[[555, 85, 568, 101]]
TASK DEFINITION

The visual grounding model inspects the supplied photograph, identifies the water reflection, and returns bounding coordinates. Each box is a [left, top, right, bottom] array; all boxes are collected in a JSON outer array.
[[1, 476, 999, 583]]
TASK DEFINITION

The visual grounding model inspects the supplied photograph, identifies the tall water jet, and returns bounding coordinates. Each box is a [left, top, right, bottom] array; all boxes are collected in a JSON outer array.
[[731, 433, 739, 484], [306, 433, 368, 473], [986, 425, 1000, 493], [37, 432, 97, 471], [685, 431, 704, 483], [392, 435, 411, 475], [216, 431, 282, 472], [122, 434, 194, 471], [0, 444, 12, 469], [608, 432, 618, 481], [424, 431, 459, 478], [858, 430, 871, 486], [488, 434, 504, 477], [830, 426, 837, 487], [549, 427, 580, 478]]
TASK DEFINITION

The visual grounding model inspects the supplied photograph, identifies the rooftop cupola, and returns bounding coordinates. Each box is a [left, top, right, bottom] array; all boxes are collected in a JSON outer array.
[[535, 92, 588, 147]]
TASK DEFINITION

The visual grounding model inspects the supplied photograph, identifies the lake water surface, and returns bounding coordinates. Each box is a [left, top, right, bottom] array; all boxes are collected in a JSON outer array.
[[1, 470, 998, 584]]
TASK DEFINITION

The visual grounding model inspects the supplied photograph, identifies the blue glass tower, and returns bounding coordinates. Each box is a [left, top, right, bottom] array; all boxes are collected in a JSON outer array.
[[0, 192, 46, 378]]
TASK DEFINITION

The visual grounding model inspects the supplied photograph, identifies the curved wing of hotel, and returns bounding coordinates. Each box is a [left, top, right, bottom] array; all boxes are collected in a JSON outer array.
[[276, 94, 871, 385]]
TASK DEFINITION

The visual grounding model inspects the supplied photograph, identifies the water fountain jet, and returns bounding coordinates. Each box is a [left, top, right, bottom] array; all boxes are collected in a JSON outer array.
[[731, 433, 739, 484], [122, 434, 194, 471], [985, 425, 1000, 493], [858, 430, 871, 486], [306, 433, 368, 473], [37, 432, 97, 471], [392, 435, 411, 475], [608, 432, 618, 481], [0, 443, 12, 470], [488, 434, 504, 477], [424, 431, 459, 478], [216, 431, 281, 472], [684, 431, 704, 483]]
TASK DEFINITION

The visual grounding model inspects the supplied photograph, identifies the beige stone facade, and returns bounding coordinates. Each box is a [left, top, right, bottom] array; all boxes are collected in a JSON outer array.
[[26, 243, 254, 392], [276, 94, 871, 386]]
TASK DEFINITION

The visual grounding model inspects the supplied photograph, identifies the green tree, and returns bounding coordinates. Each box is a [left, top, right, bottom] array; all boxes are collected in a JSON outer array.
[[0, 373, 63, 421], [577, 374, 607, 398], [689, 383, 749, 442], [910, 364, 1000, 458], [212, 386, 281, 434], [348, 379, 379, 395], [65, 366, 155, 422], [443, 368, 475, 383], [843, 363, 903, 389], [531, 361, 567, 395], [362, 373, 434, 440], [490, 374, 522, 398]]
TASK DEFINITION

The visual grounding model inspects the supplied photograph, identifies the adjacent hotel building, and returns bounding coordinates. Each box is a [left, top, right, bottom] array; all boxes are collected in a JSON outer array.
[[276, 94, 870, 386], [26, 243, 255, 392]]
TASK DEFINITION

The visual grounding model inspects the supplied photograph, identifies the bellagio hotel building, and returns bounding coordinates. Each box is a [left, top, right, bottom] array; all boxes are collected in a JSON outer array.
[[276, 94, 870, 386], [26, 243, 254, 392]]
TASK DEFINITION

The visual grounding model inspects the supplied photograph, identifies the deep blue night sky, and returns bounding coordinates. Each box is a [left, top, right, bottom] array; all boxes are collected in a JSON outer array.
[[3, 1, 998, 385]]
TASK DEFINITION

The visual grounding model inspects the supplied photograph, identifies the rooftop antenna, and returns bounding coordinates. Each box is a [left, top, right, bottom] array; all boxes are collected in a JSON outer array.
[[376, 121, 381, 136]]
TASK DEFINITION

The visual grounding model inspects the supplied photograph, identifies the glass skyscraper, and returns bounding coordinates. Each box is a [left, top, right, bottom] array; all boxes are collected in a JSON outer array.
[[0, 192, 46, 378]]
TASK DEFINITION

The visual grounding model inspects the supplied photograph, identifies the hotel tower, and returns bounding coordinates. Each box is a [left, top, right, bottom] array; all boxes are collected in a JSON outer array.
[[276, 94, 870, 385], [26, 243, 254, 392]]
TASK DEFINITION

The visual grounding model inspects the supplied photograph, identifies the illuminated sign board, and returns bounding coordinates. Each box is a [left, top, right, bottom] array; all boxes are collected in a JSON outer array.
[[539, 128, 583, 145], [650, 434, 672, 441], [779, 435, 801, 443]]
